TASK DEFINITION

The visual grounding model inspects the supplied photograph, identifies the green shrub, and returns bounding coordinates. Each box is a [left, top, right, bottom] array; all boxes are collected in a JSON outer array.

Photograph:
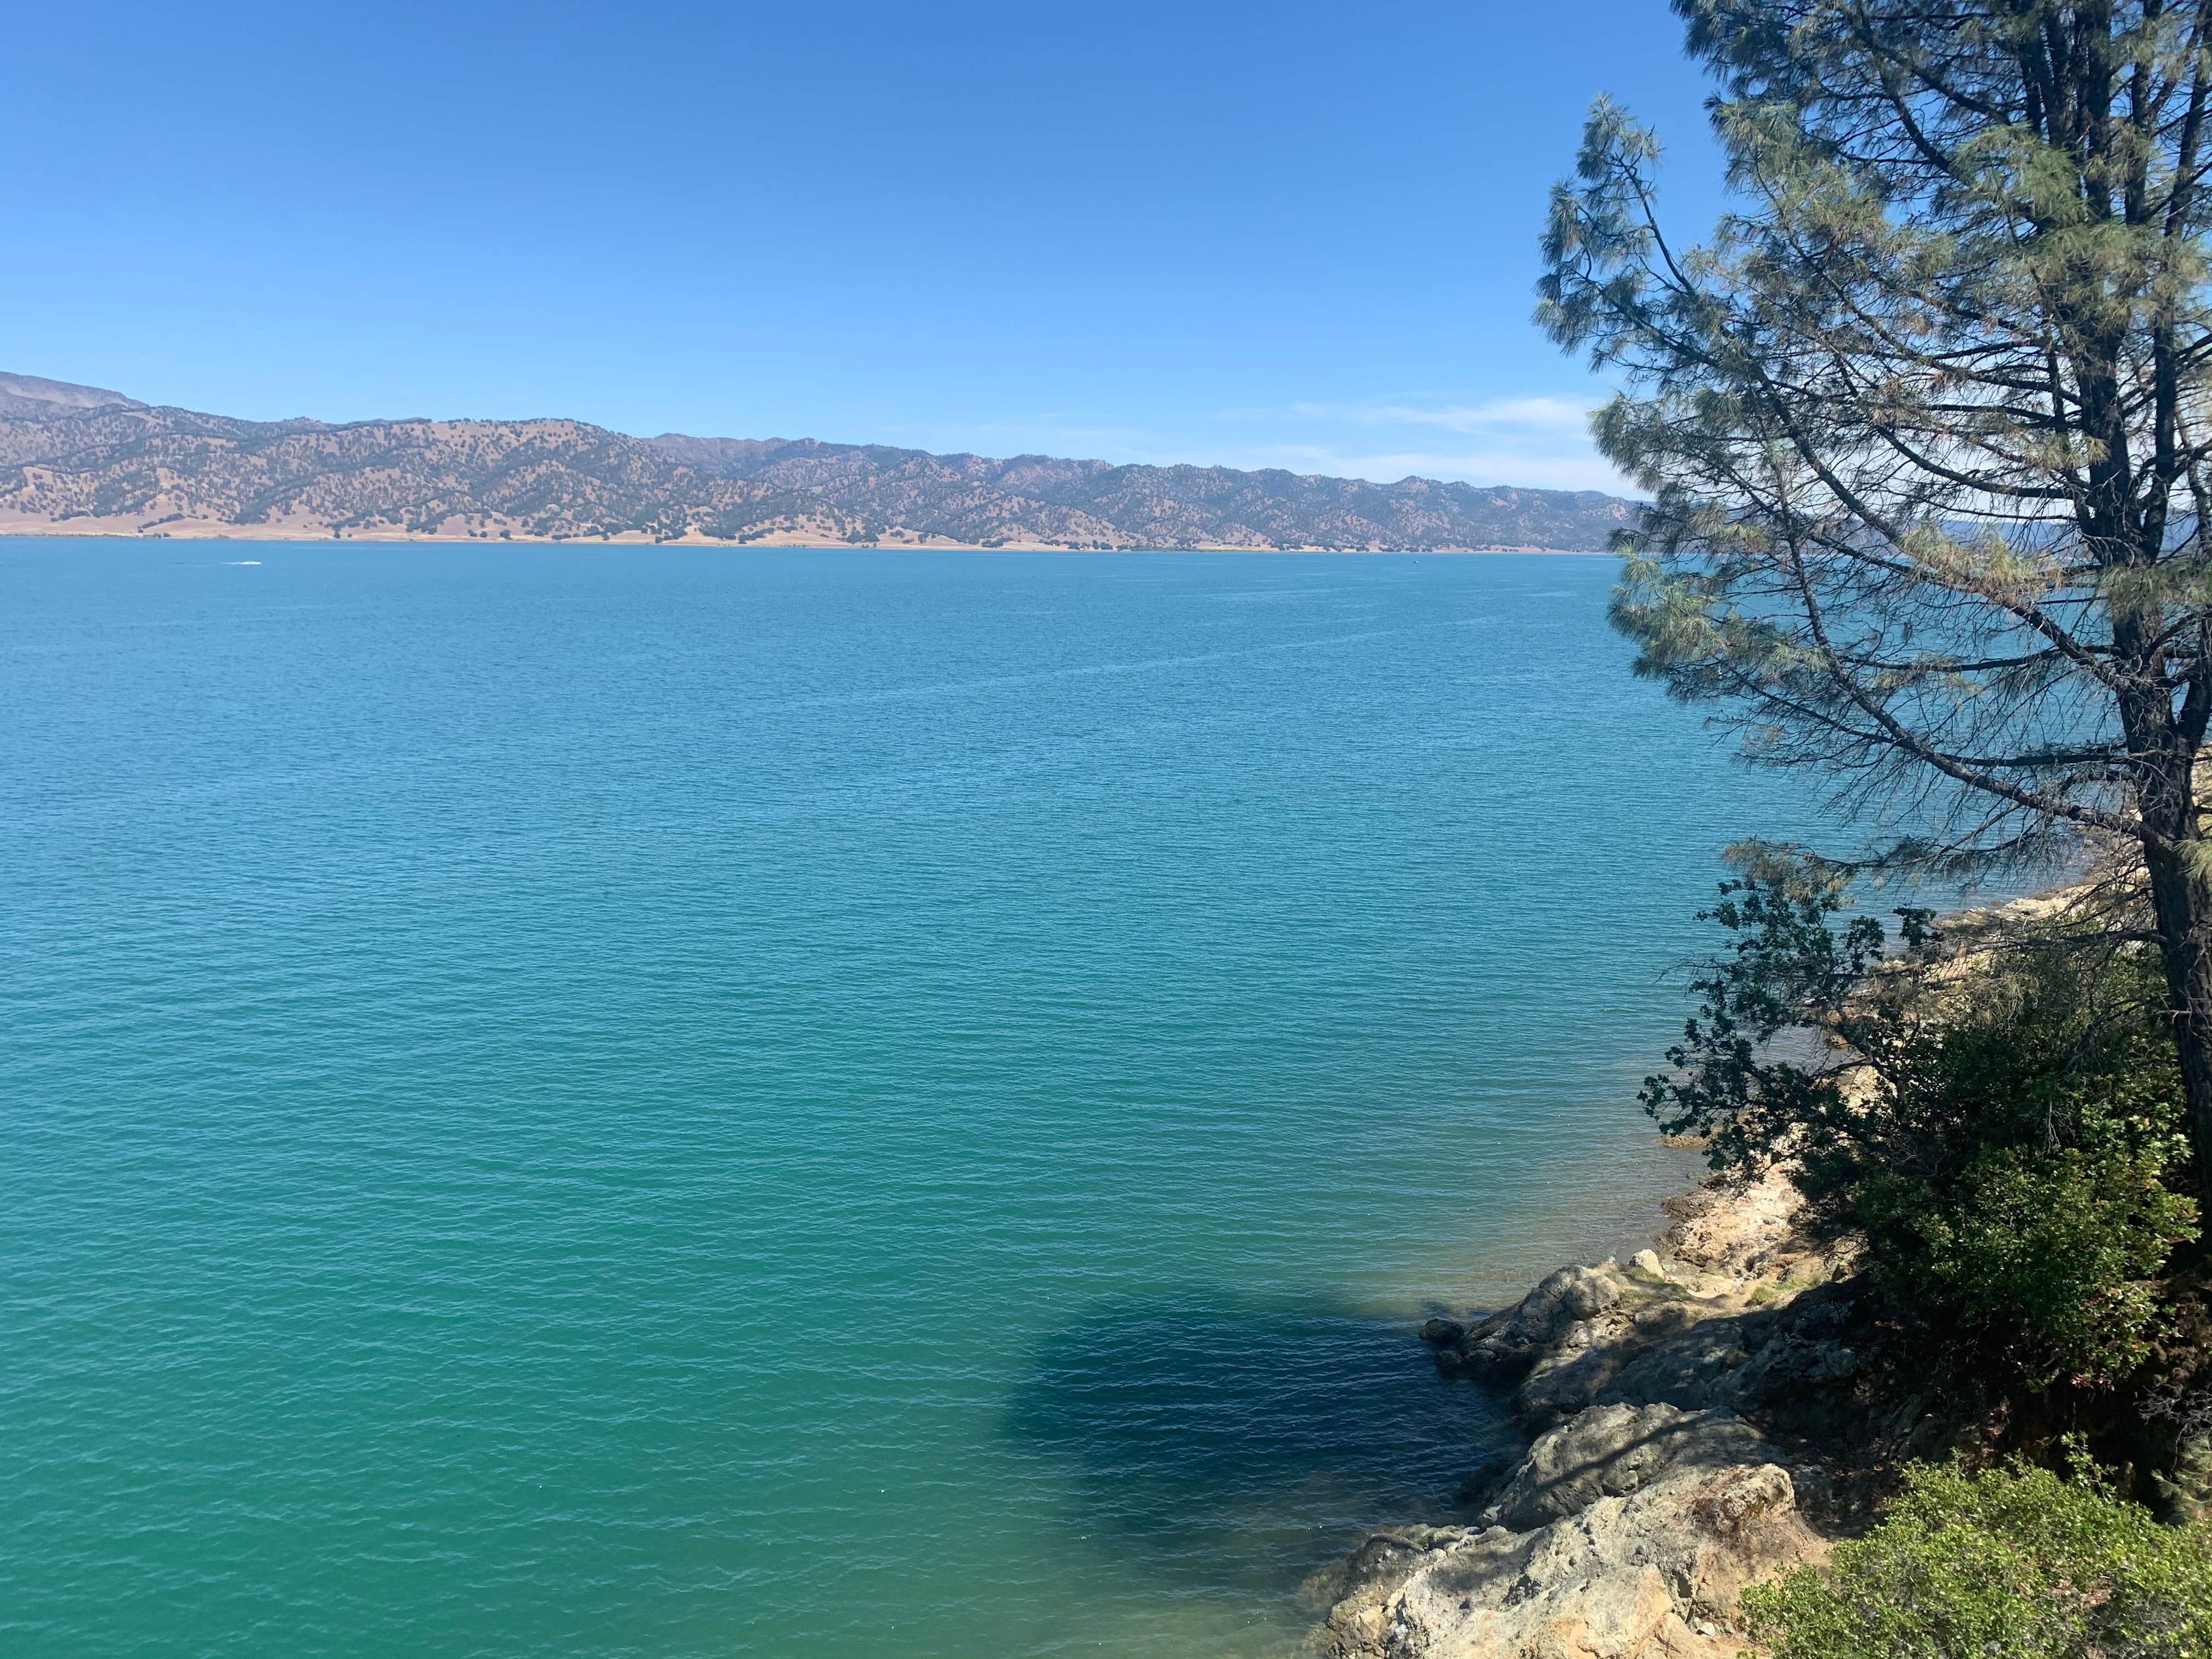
[[1863, 1146, 2198, 1386], [1743, 1459, 2212, 1659], [1645, 859, 2196, 1387]]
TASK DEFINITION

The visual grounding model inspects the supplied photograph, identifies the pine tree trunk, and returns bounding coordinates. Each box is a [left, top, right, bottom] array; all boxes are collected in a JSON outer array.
[[2144, 836, 2212, 1213]]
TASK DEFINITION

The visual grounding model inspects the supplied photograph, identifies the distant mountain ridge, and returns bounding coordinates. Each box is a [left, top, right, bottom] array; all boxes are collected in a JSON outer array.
[[646, 435, 1635, 552], [0, 371, 142, 420], [0, 373, 1637, 551]]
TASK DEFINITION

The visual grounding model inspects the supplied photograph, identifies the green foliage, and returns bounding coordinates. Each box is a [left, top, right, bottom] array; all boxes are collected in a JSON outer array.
[[1539, 6, 2212, 1218], [1537, 1, 2212, 874], [1639, 856, 1922, 1168], [1867, 1148, 2197, 1387], [1743, 1458, 2212, 1659], [1648, 856, 2196, 1386]]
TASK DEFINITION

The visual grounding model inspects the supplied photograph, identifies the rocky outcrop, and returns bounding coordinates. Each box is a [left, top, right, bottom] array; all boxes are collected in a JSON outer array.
[[1316, 1459, 1822, 1659], [1476, 1404, 1768, 1531], [1313, 1167, 1867, 1658], [1436, 1265, 1624, 1389]]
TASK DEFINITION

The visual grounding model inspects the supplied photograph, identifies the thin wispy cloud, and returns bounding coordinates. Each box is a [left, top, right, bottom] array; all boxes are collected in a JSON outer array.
[[871, 391, 1639, 495], [1284, 396, 1595, 435], [1221, 393, 1635, 493], [1212, 444, 1627, 493]]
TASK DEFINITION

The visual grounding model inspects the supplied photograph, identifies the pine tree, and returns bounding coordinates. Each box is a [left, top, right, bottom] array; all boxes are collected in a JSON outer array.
[[1543, 0, 2212, 1202]]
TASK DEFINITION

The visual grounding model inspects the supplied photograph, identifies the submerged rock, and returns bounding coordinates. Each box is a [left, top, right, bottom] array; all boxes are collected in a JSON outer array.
[[1450, 1452, 1520, 1511]]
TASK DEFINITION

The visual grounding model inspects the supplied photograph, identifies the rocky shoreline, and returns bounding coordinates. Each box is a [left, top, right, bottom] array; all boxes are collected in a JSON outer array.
[[1306, 1166, 1930, 1658]]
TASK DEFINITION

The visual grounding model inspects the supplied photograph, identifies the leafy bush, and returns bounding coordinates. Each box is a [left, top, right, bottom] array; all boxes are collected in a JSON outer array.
[[1743, 1458, 2212, 1659], [1864, 1147, 2197, 1387], [1645, 857, 2197, 1386]]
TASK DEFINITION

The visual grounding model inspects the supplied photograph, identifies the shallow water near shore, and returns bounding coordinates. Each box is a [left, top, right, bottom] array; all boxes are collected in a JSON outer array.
[[3, 543, 1827, 1658]]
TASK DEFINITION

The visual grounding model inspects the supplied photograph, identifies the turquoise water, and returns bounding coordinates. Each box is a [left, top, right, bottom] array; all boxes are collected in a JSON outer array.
[[2, 543, 1824, 1658]]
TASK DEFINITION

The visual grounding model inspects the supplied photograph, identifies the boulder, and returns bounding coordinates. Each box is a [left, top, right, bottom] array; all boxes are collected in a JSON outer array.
[[1658, 1167, 1805, 1280], [1318, 1461, 1824, 1659], [1479, 1403, 1767, 1532], [1452, 1265, 1625, 1384], [1515, 1289, 1707, 1425], [1597, 1323, 1754, 1413]]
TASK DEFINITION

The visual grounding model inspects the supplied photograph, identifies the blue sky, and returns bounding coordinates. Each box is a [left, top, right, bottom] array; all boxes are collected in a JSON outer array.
[[3, 2, 1726, 491]]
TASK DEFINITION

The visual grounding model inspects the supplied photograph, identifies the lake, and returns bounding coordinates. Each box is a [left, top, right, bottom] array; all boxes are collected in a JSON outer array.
[[1, 543, 1827, 1657]]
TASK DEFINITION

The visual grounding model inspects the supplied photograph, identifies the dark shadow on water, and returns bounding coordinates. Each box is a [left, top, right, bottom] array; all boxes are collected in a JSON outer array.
[[1000, 1293, 1519, 1605]]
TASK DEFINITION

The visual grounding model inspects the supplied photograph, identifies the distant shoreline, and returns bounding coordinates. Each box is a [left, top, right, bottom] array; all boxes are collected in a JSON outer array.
[[0, 521, 1612, 555]]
